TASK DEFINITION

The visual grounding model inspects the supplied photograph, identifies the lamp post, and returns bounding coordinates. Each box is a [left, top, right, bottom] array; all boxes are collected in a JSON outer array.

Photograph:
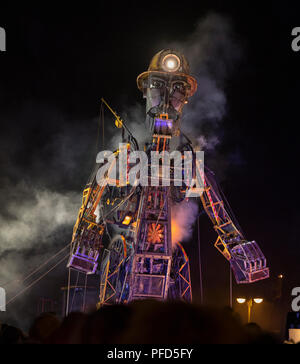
[[236, 298, 264, 323]]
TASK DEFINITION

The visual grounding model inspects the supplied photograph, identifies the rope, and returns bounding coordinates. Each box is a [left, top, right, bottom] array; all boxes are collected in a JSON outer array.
[[6, 253, 69, 307], [219, 184, 245, 238], [96, 102, 105, 155], [65, 237, 74, 317], [230, 266, 233, 308], [69, 271, 80, 313], [208, 169, 245, 238], [1, 242, 72, 289], [66, 268, 71, 317], [197, 216, 204, 305], [205, 169, 245, 238], [102, 102, 105, 149], [82, 274, 88, 312], [85, 100, 105, 186]]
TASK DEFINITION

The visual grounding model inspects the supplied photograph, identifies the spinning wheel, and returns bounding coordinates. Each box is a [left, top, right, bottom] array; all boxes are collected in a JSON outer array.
[[147, 223, 164, 244]]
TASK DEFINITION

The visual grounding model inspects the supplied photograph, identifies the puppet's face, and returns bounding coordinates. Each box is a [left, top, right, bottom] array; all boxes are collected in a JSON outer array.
[[143, 73, 191, 136], [145, 73, 190, 117], [137, 50, 197, 137]]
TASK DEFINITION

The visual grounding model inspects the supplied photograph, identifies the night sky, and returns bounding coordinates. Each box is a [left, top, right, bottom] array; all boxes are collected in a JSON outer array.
[[1, 1, 299, 332]]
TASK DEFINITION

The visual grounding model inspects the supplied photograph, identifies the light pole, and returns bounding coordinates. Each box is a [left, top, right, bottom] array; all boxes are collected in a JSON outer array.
[[236, 298, 264, 323]]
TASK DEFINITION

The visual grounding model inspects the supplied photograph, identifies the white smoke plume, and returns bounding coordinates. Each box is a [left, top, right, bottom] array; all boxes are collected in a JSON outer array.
[[159, 13, 241, 151], [0, 185, 79, 255], [171, 200, 199, 247], [0, 183, 81, 329], [0, 107, 94, 327], [197, 135, 220, 151], [109, 102, 151, 150], [0, 182, 80, 289]]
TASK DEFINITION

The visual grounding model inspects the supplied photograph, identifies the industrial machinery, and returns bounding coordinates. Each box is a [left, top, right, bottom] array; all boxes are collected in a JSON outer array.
[[67, 49, 269, 307]]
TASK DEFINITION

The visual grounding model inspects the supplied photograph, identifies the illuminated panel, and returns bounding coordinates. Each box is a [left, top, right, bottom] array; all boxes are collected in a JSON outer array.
[[133, 275, 165, 298], [154, 118, 173, 136], [68, 245, 99, 275], [122, 216, 132, 226]]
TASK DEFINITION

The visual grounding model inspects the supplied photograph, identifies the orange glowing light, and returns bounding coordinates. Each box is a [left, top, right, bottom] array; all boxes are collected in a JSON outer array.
[[171, 219, 181, 246], [122, 216, 132, 226], [148, 223, 164, 244]]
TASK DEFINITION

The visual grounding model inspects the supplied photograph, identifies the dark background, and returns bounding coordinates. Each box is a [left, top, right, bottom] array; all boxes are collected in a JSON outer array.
[[0, 1, 299, 334]]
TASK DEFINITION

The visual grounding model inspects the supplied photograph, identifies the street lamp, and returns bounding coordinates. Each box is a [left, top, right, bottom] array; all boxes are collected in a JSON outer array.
[[236, 298, 264, 323]]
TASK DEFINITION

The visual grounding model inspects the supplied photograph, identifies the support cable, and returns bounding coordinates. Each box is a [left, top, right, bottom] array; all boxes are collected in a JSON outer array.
[[82, 274, 88, 312], [6, 254, 69, 307], [1, 242, 72, 289], [197, 216, 204, 305], [69, 271, 80, 313]]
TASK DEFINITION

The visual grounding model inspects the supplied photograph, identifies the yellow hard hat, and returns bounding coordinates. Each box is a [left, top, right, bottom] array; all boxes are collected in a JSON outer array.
[[137, 49, 197, 97]]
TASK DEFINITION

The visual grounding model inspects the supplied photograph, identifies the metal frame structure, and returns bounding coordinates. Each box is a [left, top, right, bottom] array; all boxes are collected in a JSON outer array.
[[197, 163, 269, 283], [66, 49, 269, 311]]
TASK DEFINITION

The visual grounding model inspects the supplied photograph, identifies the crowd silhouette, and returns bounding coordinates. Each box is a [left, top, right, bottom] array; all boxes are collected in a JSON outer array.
[[0, 300, 281, 344]]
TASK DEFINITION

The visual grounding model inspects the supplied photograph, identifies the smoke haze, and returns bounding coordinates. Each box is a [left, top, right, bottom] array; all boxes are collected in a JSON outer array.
[[174, 13, 241, 150]]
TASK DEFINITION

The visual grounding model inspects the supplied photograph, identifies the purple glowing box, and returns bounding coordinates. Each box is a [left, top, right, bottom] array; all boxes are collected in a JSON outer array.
[[67, 245, 99, 275]]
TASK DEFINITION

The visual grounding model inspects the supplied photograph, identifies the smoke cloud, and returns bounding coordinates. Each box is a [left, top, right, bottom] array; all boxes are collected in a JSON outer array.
[[147, 13, 241, 152], [0, 185, 78, 255], [171, 200, 199, 247], [174, 13, 241, 150], [109, 103, 151, 150], [0, 105, 97, 328], [0, 183, 80, 328]]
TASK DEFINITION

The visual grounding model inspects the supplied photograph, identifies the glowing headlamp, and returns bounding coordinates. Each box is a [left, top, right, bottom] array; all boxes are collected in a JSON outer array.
[[162, 54, 181, 72]]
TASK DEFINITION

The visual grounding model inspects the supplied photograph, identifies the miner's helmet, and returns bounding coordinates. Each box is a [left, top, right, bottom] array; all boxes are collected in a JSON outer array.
[[137, 49, 198, 97]]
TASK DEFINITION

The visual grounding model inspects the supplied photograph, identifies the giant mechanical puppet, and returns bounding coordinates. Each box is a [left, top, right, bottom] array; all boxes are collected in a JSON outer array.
[[67, 50, 269, 306]]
